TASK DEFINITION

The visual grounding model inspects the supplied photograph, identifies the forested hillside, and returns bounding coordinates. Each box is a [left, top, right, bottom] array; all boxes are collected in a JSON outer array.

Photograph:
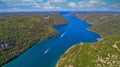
[[0, 13, 68, 66], [72, 13, 120, 36], [57, 13, 120, 67]]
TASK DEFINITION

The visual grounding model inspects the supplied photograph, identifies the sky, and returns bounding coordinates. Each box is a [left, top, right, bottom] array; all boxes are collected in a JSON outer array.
[[0, 0, 120, 12]]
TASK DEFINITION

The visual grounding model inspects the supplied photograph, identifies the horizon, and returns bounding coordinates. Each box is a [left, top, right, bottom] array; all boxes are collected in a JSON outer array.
[[0, 10, 120, 13]]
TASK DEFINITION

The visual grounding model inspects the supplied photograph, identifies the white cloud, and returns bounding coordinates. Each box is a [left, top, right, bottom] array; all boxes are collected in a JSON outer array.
[[110, 3, 120, 9], [44, 6, 61, 9], [20, 0, 42, 3], [50, 0, 66, 3], [43, 1, 61, 9], [89, 0, 98, 4], [0, 0, 8, 1], [13, 7, 18, 10], [43, 1, 50, 6], [68, 2, 77, 7], [20, 0, 34, 2], [68, 0, 106, 9], [88, 0, 106, 5], [1, 0, 9, 1], [34, 4, 41, 8], [1, 0, 119, 11], [11, 0, 43, 8]]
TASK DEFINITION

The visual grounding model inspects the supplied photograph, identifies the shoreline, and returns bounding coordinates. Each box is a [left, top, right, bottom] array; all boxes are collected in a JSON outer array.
[[0, 13, 69, 67], [70, 13, 103, 38], [2, 34, 59, 67], [1, 24, 68, 67], [55, 15, 103, 67]]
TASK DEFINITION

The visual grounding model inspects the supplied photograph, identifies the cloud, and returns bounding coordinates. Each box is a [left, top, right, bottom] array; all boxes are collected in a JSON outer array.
[[0, 0, 62, 10], [112, 3, 120, 9], [11, 0, 42, 9], [0, 0, 12, 2], [68, 0, 106, 9], [79, 0, 106, 7], [68, 2, 77, 7], [44, 6, 61, 9], [20, 0, 34, 2], [50, 0, 66, 3], [43, 1, 61, 9], [0, 0, 119, 11], [88, 0, 105, 5], [34, 4, 41, 8]]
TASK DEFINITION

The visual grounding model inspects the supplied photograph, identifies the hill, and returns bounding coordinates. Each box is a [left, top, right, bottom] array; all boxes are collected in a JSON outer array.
[[0, 13, 68, 66], [57, 12, 120, 67]]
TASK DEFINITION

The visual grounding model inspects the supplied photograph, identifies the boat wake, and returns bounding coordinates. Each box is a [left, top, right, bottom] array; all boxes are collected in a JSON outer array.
[[44, 48, 49, 54], [60, 32, 67, 37]]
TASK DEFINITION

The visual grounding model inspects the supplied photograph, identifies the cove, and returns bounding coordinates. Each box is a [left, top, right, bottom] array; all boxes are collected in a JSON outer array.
[[3, 12, 101, 67]]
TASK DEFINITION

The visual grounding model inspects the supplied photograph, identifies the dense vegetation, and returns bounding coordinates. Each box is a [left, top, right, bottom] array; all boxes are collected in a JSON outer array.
[[57, 13, 120, 67], [0, 13, 68, 66], [71, 13, 120, 36]]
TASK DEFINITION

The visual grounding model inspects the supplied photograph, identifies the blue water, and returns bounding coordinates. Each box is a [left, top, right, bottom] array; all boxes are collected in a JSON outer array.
[[3, 12, 101, 67]]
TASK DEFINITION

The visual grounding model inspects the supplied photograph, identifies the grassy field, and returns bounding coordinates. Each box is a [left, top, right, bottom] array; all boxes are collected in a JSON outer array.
[[57, 13, 120, 67], [0, 13, 68, 66]]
